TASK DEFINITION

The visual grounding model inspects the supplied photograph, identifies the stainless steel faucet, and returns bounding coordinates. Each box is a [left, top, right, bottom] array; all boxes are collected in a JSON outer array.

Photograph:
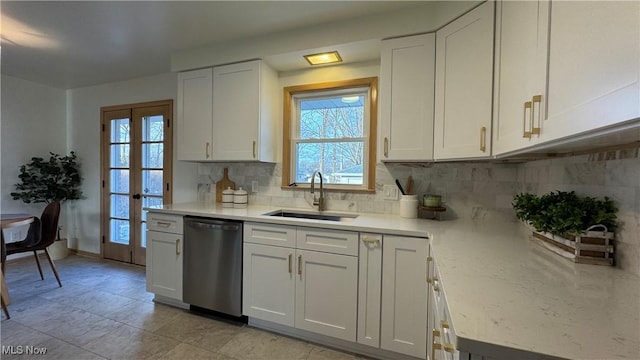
[[310, 171, 325, 211]]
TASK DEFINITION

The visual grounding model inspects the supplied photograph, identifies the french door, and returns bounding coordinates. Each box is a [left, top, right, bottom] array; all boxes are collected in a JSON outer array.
[[100, 100, 173, 265]]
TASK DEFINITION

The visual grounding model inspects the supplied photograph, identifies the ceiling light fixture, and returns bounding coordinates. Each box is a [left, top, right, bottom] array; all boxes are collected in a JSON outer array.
[[303, 51, 342, 66]]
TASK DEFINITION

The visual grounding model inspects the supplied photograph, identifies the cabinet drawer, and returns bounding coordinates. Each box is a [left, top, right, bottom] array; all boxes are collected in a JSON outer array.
[[296, 227, 358, 256], [147, 213, 183, 234], [244, 222, 296, 248]]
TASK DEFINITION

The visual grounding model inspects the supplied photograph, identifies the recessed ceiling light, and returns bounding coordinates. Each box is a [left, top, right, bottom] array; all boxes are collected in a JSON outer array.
[[303, 51, 343, 66]]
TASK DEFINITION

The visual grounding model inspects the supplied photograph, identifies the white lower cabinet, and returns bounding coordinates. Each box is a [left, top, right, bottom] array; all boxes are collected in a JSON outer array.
[[381, 235, 428, 359], [295, 249, 358, 341], [357, 233, 382, 348], [244, 224, 429, 358], [243, 223, 358, 341], [146, 230, 183, 301], [242, 242, 295, 326]]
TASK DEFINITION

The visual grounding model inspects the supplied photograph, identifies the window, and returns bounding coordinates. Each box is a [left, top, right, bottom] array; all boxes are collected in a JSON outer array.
[[283, 78, 377, 191]]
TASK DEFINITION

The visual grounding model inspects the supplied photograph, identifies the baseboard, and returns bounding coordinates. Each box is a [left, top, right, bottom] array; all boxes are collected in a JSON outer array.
[[67, 249, 100, 259], [153, 295, 190, 309]]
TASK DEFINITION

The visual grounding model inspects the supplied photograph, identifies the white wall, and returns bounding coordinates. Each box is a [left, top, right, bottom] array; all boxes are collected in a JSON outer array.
[[66, 72, 198, 254], [0, 75, 67, 216]]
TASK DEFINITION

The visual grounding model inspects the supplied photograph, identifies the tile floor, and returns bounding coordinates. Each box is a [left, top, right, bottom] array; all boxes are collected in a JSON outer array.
[[1, 254, 369, 360]]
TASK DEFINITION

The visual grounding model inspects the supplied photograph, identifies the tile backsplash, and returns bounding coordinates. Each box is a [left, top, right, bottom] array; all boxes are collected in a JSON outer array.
[[197, 147, 639, 275]]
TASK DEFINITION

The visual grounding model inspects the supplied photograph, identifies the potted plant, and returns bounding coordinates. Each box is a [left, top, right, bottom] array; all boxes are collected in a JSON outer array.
[[512, 191, 617, 265], [11, 151, 83, 259]]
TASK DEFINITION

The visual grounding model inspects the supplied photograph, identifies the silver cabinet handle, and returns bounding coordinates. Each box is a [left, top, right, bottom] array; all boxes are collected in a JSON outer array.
[[206, 142, 210, 158], [176, 239, 181, 255], [298, 254, 302, 276], [288, 253, 292, 274]]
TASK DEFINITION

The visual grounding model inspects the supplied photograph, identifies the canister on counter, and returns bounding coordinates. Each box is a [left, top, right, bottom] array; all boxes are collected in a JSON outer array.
[[222, 187, 235, 208], [233, 187, 248, 208]]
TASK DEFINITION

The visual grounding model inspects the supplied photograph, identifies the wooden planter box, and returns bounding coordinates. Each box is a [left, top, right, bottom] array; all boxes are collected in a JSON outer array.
[[530, 225, 614, 266]]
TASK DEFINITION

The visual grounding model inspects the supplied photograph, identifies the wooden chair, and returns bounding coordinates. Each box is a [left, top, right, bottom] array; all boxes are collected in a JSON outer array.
[[3, 202, 62, 287]]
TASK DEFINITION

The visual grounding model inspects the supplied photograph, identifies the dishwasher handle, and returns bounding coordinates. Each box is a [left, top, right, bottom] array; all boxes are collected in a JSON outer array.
[[186, 221, 241, 232]]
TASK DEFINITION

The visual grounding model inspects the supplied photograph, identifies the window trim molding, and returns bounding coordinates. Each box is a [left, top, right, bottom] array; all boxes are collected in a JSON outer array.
[[282, 77, 378, 192]]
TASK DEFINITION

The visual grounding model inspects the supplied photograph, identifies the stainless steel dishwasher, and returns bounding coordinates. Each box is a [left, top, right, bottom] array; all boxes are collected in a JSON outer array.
[[183, 217, 243, 316]]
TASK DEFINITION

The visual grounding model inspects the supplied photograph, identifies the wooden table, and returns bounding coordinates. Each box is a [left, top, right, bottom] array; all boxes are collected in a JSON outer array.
[[1, 213, 35, 319]]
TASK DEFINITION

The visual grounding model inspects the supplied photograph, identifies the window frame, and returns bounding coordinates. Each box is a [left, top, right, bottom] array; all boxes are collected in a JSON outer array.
[[282, 77, 378, 192]]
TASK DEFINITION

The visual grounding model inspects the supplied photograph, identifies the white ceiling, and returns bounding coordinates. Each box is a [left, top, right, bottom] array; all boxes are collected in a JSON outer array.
[[0, 1, 416, 89]]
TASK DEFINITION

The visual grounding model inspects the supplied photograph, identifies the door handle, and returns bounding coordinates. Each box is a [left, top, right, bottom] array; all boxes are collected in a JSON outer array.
[[383, 137, 389, 157], [531, 95, 542, 135], [523, 101, 532, 138], [297, 254, 302, 276], [132, 194, 141, 199]]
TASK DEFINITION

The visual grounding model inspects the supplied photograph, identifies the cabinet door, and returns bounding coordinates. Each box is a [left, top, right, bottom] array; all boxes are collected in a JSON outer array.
[[177, 68, 213, 160], [544, 1, 640, 140], [146, 230, 183, 300], [381, 236, 428, 358], [379, 33, 436, 162], [295, 250, 358, 341], [492, 0, 550, 156], [434, 2, 494, 160], [212, 60, 260, 161], [243, 243, 295, 326], [357, 234, 383, 348]]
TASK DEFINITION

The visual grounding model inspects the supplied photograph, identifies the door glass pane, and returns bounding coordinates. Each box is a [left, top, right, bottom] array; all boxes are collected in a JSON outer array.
[[110, 194, 130, 218], [110, 219, 130, 244], [111, 118, 131, 143], [110, 169, 130, 193], [142, 143, 163, 168], [142, 197, 163, 221], [142, 170, 163, 196], [141, 222, 147, 248], [110, 144, 130, 168], [142, 115, 164, 141]]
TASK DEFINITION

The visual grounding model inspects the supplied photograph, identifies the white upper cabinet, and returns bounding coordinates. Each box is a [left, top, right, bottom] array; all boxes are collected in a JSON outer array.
[[433, 1, 495, 160], [177, 68, 213, 161], [212, 60, 278, 162], [492, 0, 550, 156], [543, 1, 640, 141], [379, 33, 436, 162]]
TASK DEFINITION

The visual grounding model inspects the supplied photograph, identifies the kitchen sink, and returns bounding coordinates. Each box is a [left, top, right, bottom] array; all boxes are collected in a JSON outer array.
[[263, 209, 358, 222]]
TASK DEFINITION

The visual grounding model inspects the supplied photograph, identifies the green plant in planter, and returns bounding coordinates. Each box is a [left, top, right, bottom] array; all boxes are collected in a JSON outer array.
[[513, 191, 617, 237], [11, 152, 82, 204]]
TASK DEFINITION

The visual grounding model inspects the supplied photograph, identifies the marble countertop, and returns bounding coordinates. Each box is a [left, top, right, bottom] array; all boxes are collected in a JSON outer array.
[[146, 202, 639, 359], [145, 202, 432, 238]]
